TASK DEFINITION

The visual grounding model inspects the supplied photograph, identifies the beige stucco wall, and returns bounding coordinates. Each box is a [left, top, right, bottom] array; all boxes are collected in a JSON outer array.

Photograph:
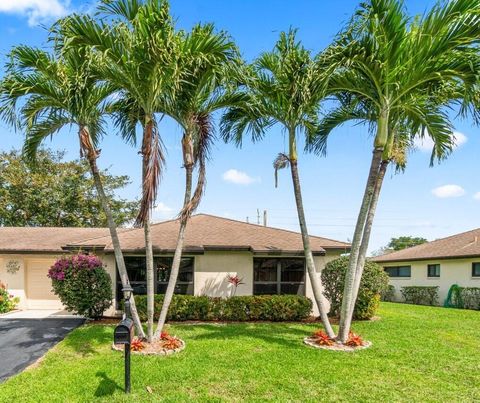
[[382, 258, 480, 305], [194, 251, 253, 297]]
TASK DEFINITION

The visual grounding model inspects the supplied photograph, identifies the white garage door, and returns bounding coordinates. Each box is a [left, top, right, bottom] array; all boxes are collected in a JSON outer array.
[[26, 260, 63, 309]]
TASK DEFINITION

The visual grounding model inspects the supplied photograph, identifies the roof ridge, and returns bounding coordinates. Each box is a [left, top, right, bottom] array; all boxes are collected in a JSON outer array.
[[192, 213, 350, 246]]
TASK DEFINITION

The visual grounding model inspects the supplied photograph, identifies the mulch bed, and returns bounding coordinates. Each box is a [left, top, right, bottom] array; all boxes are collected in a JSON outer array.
[[112, 339, 185, 356], [303, 337, 372, 352]]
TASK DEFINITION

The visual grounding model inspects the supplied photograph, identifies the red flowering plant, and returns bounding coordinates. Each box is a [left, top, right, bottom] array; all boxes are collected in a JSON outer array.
[[311, 330, 335, 346], [48, 254, 112, 319], [226, 274, 245, 296], [345, 331, 365, 347], [130, 337, 145, 352], [159, 330, 182, 350], [0, 281, 19, 313]]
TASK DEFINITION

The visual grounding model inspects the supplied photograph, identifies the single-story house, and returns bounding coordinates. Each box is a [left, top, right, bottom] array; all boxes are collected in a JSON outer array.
[[0, 214, 350, 316], [373, 228, 480, 304]]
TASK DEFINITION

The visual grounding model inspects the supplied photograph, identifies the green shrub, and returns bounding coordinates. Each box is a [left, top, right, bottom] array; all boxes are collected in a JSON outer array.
[[401, 286, 438, 306], [445, 285, 480, 310], [321, 256, 389, 320], [0, 281, 19, 313], [381, 285, 396, 302], [48, 254, 112, 319], [132, 294, 312, 322]]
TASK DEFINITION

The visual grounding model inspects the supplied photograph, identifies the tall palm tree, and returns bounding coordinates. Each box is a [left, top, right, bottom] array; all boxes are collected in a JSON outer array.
[[0, 45, 146, 338], [221, 30, 335, 337], [153, 24, 240, 336], [60, 0, 177, 341], [310, 0, 480, 342]]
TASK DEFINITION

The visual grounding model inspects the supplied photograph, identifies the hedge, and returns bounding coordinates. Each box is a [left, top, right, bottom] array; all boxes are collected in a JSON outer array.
[[444, 284, 480, 310], [381, 285, 396, 302], [132, 294, 313, 322], [401, 286, 439, 306]]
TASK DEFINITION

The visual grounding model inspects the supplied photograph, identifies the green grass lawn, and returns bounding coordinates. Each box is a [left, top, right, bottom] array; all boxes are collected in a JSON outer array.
[[1, 302, 479, 402]]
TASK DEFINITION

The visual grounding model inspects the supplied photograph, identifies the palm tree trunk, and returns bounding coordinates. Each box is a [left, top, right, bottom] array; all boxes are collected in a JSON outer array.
[[288, 129, 335, 338], [347, 159, 388, 321], [145, 215, 155, 342], [154, 134, 194, 338], [337, 147, 383, 342], [79, 126, 145, 338]]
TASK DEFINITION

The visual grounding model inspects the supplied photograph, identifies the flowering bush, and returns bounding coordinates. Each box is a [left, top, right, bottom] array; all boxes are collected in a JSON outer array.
[[0, 281, 19, 313], [48, 254, 112, 319]]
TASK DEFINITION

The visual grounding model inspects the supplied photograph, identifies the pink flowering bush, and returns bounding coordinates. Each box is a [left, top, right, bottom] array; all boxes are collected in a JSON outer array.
[[0, 281, 19, 313], [49, 254, 112, 319]]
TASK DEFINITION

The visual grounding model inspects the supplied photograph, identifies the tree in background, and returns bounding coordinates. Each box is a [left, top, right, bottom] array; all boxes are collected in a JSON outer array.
[[374, 236, 428, 256], [0, 149, 138, 227]]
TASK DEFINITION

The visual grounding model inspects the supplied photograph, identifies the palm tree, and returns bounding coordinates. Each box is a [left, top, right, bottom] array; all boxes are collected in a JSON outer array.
[[0, 45, 146, 338], [60, 0, 177, 341], [153, 24, 240, 336], [310, 0, 480, 342], [221, 30, 335, 337]]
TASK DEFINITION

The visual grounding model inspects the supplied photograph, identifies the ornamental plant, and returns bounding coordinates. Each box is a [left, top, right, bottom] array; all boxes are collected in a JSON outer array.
[[226, 274, 245, 296], [0, 281, 20, 313], [311, 330, 335, 346], [48, 254, 112, 319]]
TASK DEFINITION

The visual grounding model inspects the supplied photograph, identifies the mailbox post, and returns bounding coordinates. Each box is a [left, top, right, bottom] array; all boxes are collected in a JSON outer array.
[[114, 286, 134, 393]]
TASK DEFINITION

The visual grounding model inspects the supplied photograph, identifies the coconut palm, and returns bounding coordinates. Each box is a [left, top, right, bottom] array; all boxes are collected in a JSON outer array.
[[0, 45, 146, 338], [153, 24, 240, 336], [58, 0, 177, 341], [310, 0, 480, 342], [221, 30, 335, 337]]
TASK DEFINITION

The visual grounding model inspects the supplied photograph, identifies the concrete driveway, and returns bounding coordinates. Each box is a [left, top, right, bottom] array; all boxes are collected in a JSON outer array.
[[0, 317, 85, 383]]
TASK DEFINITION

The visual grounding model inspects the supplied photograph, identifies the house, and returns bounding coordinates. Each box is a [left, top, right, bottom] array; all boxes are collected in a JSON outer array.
[[0, 214, 350, 316], [373, 228, 480, 304]]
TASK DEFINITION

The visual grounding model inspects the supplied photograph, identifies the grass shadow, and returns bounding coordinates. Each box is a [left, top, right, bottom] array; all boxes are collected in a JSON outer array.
[[94, 371, 123, 397]]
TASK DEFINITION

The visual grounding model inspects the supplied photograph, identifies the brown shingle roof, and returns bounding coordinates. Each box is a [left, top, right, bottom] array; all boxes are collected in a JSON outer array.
[[0, 227, 116, 253], [373, 228, 480, 263], [72, 214, 351, 254]]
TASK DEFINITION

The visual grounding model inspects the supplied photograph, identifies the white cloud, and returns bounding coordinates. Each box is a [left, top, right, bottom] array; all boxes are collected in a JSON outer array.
[[0, 0, 69, 26], [432, 184, 466, 198], [222, 169, 259, 185], [414, 131, 468, 153], [154, 202, 173, 215], [473, 192, 480, 201]]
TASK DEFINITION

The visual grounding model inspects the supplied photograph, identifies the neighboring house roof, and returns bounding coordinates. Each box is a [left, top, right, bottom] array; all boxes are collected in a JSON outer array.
[[0, 227, 117, 253], [373, 228, 480, 263], [0, 214, 350, 255]]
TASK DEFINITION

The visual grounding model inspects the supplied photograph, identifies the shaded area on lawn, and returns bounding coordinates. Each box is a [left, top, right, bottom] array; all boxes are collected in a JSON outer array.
[[0, 303, 479, 402]]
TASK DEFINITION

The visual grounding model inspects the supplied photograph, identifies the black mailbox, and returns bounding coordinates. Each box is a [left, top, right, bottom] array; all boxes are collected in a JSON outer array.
[[114, 318, 134, 345]]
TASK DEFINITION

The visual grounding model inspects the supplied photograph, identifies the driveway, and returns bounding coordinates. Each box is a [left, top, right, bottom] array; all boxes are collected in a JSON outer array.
[[0, 317, 85, 383]]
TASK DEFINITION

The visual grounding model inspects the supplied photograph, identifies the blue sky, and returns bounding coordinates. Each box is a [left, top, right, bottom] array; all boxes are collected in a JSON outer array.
[[0, 0, 478, 253]]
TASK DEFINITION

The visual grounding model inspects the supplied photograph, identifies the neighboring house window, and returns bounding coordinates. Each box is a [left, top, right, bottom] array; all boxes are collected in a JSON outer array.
[[472, 263, 480, 277], [427, 264, 440, 278], [116, 256, 194, 303], [384, 266, 411, 278], [253, 258, 305, 295]]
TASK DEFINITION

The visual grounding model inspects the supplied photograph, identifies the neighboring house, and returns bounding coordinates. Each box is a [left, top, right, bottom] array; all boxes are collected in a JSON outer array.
[[0, 214, 350, 316], [373, 228, 480, 304]]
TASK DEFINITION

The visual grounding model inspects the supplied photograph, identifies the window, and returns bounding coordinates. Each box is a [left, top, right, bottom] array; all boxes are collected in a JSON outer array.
[[472, 263, 480, 277], [116, 256, 194, 303], [384, 266, 411, 278], [253, 258, 305, 295], [427, 264, 440, 278]]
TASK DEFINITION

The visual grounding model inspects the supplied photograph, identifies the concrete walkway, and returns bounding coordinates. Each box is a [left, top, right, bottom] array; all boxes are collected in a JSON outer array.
[[0, 309, 81, 319], [0, 317, 85, 383]]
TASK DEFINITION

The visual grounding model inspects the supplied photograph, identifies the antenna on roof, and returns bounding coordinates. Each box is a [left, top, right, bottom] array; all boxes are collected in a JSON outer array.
[[263, 210, 267, 227], [257, 209, 260, 225], [246, 216, 249, 224]]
